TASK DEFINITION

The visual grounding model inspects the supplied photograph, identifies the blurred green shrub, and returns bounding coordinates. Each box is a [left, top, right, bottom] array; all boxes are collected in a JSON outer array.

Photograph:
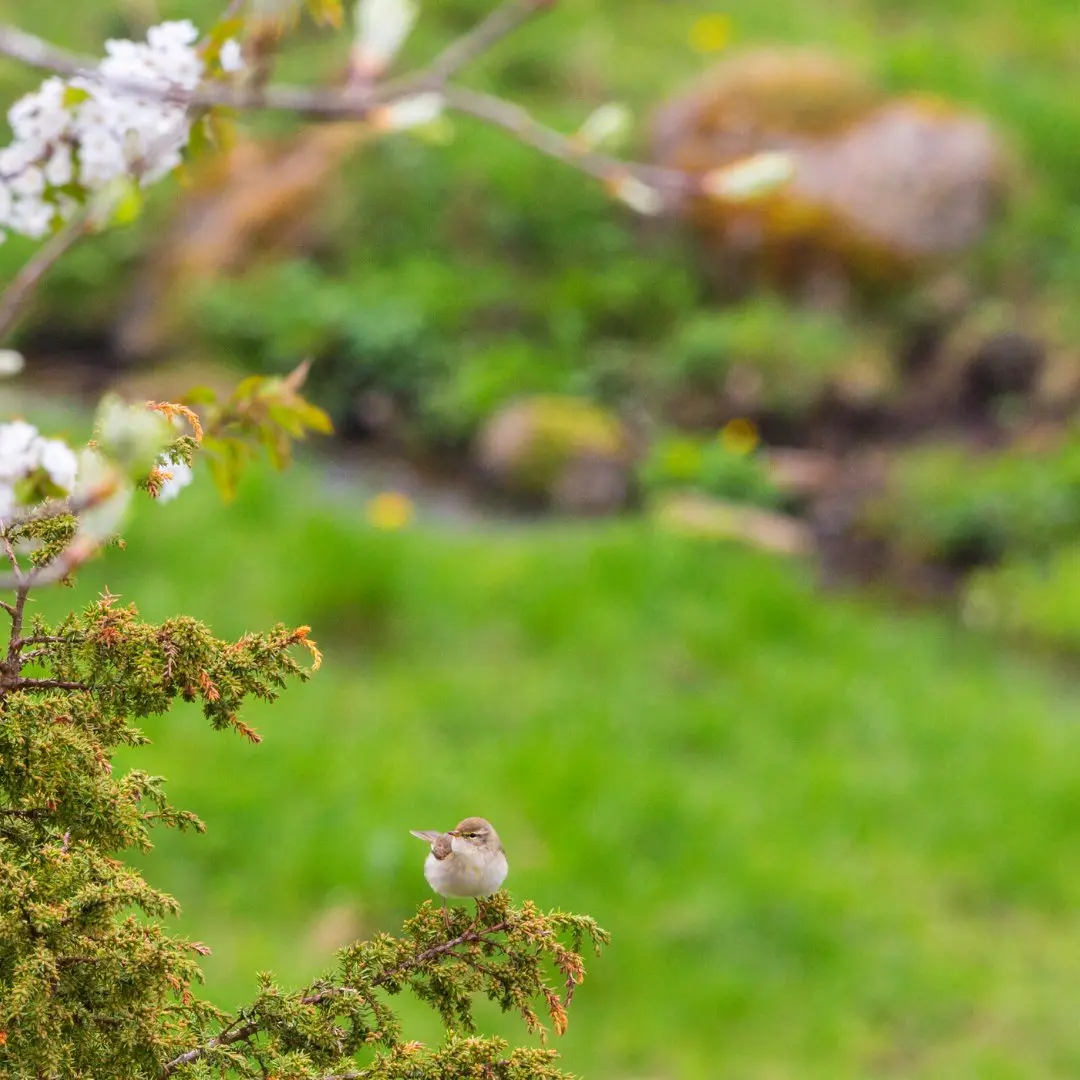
[[196, 258, 886, 450], [423, 339, 583, 444], [654, 296, 887, 417], [866, 434, 1080, 567], [195, 260, 447, 430], [964, 545, 1080, 651], [640, 426, 782, 509], [188, 127, 703, 442]]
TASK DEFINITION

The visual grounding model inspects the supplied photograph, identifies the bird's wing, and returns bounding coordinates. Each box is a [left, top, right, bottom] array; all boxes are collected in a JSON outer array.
[[410, 829, 454, 859], [410, 830, 442, 843]]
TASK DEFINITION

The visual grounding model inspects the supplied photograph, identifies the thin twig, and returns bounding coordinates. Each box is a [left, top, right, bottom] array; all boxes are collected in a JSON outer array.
[[0, 22, 696, 206], [0, 478, 122, 593], [424, 0, 553, 84], [19, 544, 100, 593], [12, 633, 73, 648], [446, 948, 508, 981], [0, 533, 20, 577], [379, 920, 510, 977], [443, 85, 693, 196], [0, 538, 94, 593], [5, 584, 31, 673], [0, 486, 116, 532], [18, 648, 54, 664], [0, 23, 92, 77], [14, 677, 91, 691], [0, 207, 92, 342]]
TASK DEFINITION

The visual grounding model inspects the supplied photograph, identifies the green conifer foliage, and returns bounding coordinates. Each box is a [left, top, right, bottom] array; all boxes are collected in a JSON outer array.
[[0, 418, 607, 1079]]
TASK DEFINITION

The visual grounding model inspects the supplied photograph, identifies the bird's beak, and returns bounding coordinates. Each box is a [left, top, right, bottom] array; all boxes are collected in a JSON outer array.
[[447, 829, 461, 837]]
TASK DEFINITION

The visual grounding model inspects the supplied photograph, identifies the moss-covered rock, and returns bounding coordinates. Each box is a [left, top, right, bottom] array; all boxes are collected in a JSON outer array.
[[649, 48, 1006, 294], [473, 395, 635, 514]]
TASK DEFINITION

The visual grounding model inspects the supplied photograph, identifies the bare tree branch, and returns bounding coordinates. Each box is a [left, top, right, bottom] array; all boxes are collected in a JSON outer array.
[[14, 677, 92, 691], [0, 485, 117, 532], [0, 534, 100, 594], [0, 18, 696, 209], [0, 533, 20, 578], [442, 85, 693, 196], [424, 0, 554, 84], [0, 479, 123, 594], [0, 23, 92, 77], [0, 209, 93, 341]]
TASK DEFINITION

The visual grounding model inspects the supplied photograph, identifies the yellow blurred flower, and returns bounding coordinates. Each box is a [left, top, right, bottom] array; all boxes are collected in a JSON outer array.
[[719, 417, 759, 456], [689, 13, 733, 54], [366, 491, 414, 530]]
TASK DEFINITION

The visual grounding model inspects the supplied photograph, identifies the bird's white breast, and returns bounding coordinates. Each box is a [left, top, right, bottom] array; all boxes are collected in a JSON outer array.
[[424, 837, 508, 898]]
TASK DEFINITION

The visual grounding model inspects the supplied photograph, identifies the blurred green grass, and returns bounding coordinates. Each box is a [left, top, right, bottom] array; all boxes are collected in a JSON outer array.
[[30, 459, 1080, 1079]]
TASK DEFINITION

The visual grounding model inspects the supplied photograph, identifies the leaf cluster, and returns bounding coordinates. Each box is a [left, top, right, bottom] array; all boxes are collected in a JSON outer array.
[[180, 361, 333, 501]]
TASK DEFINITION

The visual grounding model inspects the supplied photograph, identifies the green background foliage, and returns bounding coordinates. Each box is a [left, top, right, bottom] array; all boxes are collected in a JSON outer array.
[[4, 0, 1080, 438], [18, 460, 1080, 1079]]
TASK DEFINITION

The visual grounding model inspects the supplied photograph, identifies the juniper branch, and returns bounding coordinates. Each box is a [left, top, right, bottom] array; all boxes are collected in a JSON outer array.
[[161, 919, 515, 1074], [13, 677, 92, 690]]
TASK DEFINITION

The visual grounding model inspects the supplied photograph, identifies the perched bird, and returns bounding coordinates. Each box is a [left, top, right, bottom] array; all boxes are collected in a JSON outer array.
[[410, 817, 508, 922]]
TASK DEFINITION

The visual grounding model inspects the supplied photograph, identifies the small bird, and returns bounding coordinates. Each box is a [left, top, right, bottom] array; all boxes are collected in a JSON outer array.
[[410, 817, 508, 923]]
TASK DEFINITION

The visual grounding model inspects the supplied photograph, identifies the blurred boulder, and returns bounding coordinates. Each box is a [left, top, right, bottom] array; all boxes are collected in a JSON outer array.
[[652, 491, 812, 556], [649, 48, 1006, 296], [474, 395, 634, 514], [764, 448, 839, 502]]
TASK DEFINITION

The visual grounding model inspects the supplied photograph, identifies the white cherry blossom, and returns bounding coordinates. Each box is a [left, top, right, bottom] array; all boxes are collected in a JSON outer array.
[[0, 21, 207, 243], [156, 458, 193, 503]]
